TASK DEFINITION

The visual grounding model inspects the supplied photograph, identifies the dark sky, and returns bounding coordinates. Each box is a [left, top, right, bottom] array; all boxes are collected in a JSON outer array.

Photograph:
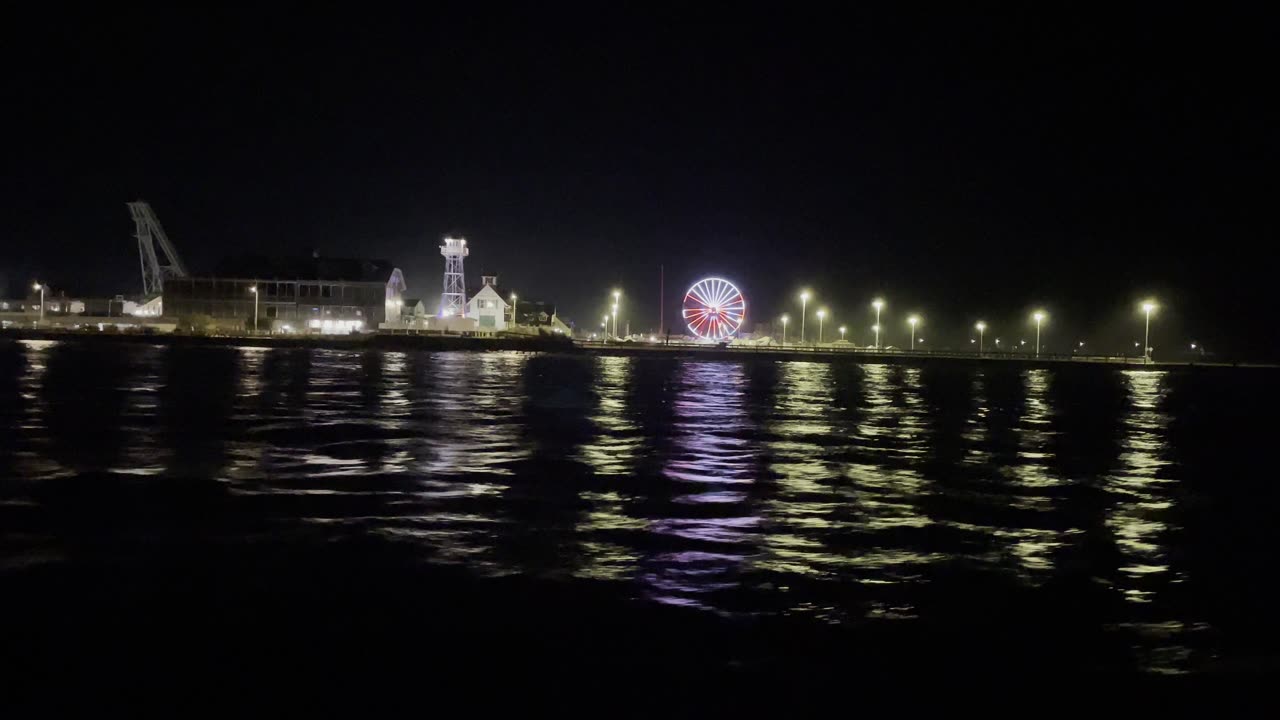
[[5, 5, 1277, 357]]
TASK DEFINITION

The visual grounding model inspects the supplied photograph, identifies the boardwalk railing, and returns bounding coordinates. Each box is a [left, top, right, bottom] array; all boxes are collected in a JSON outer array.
[[574, 339, 1162, 365]]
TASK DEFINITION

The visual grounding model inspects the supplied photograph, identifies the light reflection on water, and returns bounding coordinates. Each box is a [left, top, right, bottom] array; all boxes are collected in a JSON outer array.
[[645, 362, 760, 609], [0, 341, 1251, 672]]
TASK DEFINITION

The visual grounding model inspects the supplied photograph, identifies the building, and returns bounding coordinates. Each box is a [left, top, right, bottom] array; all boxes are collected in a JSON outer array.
[[465, 276, 509, 332], [400, 297, 427, 320], [163, 255, 403, 334]]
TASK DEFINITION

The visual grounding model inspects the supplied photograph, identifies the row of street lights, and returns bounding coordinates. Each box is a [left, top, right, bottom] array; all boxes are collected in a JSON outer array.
[[601, 289, 622, 338], [782, 294, 1160, 362]]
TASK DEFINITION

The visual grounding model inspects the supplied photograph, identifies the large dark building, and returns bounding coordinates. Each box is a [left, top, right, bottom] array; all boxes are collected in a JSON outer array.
[[164, 256, 400, 333]]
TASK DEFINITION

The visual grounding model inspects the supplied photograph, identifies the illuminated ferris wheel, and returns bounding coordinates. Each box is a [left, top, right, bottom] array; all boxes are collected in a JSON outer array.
[[682, 277, 746, 341]]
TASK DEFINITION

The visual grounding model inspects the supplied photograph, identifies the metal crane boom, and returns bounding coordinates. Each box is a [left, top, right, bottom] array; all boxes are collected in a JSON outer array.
[[128, 200, 188, 296]]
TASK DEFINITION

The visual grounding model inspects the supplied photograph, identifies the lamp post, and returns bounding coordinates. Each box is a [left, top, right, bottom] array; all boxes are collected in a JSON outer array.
[[603, 314, 610, 340], [32, 282, 44, 326], [799, 290, 811, 344], [249, 285, 259, 334], [510, 292, 518, 328], [613, 290, 622, 339], [908, 315, 919, 350], [872, 299, 884, 348], [780, 314, 789, 346], [817, 308, 826, 344], [976, 321, 986, 354], [839, 325, 846, 342], [1033, 311, 1045, 358], [1141, 300, 1157, 364]]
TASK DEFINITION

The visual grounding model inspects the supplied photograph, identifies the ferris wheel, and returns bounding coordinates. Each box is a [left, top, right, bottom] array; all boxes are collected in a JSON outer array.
[[682, 277, 746, 341]]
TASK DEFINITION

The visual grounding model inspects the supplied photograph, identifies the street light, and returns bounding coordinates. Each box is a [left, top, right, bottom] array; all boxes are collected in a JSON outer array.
[[32, 282, 44, 326], [816, 308, 827, 344], [780, 314, 789, 346], [1141, 300, 1157, 364], [613, 290, 622, 338], [908, 315, 919, 350], [872, 299, 884, 348], [510, 292, 518, 328], [1032, 311, 1046, 358], [799, 290, 811, 344], [602, 315, 609, 340], [839, 325, 846, 342], [249, 285, 259, 334], [975, 321, 987, 354]]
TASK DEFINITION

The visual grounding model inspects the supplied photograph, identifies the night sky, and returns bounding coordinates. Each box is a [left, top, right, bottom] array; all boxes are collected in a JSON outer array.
[[6, 6, 1276, 357]]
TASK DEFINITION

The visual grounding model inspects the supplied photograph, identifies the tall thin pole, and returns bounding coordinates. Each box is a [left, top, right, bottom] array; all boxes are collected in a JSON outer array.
[[979, 326, 984, 354], [800, 297, 808, 344], [1144, 309, 1151, 365], [875, 305, 881, 348], [1035, 319, 1041, 358], [659, 265, 664, 336], [910, 323, 916, 350]]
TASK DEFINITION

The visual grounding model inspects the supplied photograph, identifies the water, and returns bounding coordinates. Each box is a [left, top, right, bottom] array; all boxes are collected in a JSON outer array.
[[2, 338, 1277, 677]]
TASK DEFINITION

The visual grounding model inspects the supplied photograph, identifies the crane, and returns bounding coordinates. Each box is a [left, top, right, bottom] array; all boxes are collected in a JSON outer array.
[[128, 200, 188, 296]]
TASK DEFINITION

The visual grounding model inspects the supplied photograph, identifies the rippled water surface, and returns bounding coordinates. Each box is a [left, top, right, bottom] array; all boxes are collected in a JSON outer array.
[[2, 338, 1277, 675]]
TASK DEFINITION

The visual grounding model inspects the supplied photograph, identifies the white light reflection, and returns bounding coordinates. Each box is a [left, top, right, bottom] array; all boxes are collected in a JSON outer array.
[[576, 356, 641, 476], [995, 369, 1074, 581], [842, 364, 938, 617], [574, 356, 644, 581], [757, 361, 845, 581], [111, 345, 167, 477], [14, 340, 62, 480], [1105, 370, 1195, 673]]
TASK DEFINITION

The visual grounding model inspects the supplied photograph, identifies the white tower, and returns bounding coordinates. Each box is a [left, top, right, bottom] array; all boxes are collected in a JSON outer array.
[[439, 236, 469, 317]]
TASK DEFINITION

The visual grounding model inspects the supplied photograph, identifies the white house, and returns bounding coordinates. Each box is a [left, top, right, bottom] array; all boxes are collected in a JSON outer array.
[[466, 276, 509, 332]]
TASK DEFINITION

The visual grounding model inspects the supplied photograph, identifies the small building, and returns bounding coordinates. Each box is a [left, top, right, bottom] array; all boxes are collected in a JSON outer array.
[[164, 255, 403, 334], [465, 276, 510, 332], [400, 297, 427, 320]]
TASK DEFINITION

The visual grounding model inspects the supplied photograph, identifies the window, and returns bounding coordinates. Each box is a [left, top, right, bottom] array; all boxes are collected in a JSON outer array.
[[321, 285, 333, 298]]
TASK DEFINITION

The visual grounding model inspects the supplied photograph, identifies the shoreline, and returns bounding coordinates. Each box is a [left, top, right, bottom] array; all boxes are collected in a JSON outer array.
[[1, 329, 1273, 370]]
